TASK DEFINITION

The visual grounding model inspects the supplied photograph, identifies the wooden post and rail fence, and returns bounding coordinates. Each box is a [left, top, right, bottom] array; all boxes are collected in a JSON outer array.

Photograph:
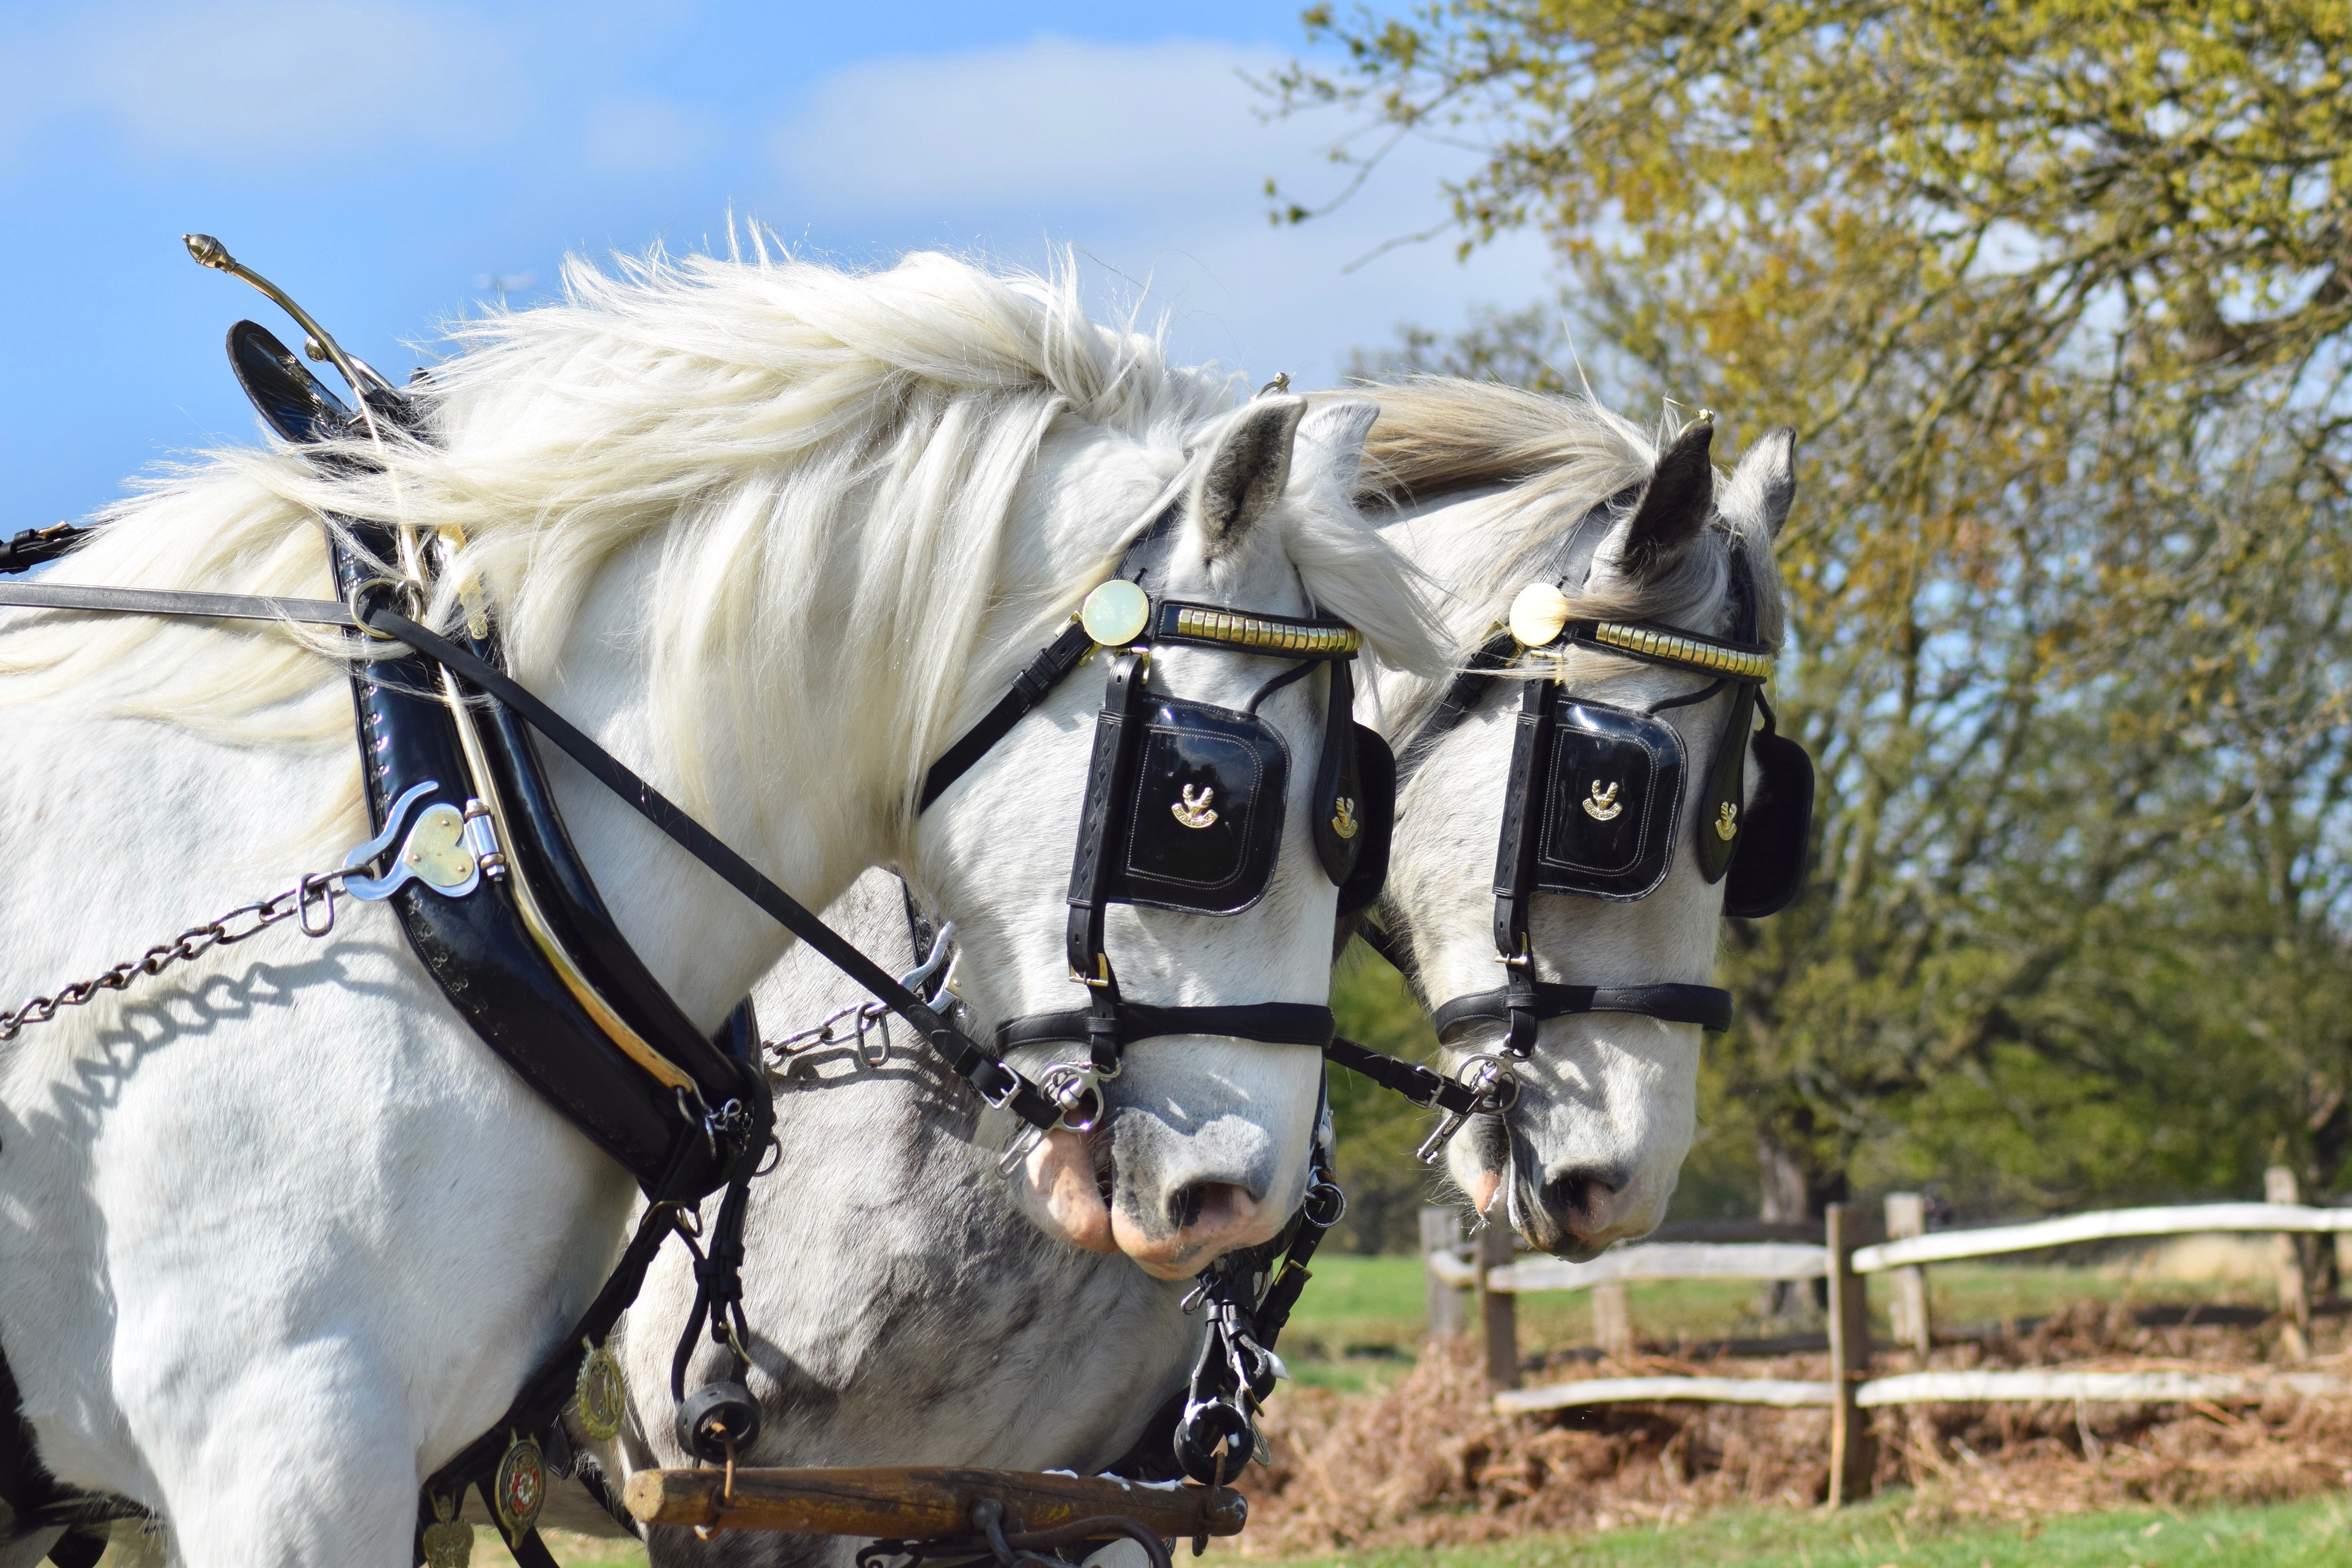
[[1423, 1169, 2352, 1506]]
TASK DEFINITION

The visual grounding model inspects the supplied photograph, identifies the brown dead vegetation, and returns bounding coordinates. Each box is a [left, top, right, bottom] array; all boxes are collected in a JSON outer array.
[[1238, 1306, 2352, 1552]]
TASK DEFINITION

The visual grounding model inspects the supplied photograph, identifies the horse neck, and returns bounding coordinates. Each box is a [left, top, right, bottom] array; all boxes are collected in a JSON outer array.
[[529, 424, 1165, 1030]]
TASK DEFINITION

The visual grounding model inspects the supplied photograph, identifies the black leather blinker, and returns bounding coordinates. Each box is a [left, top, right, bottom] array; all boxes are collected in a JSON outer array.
[[1532, 697, 1688, 902]]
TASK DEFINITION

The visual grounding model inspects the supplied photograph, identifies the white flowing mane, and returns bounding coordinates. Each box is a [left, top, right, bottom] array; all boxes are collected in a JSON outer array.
[[1341, 377, 1788, 728], [2, 249, 1436, 828]]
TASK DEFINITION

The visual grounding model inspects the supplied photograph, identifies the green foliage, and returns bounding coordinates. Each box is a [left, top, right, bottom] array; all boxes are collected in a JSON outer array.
[[1280, 3, 2352, 1217], [1326, 938, 1447, 1251]]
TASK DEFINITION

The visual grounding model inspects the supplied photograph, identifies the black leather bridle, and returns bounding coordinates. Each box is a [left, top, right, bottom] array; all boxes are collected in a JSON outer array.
[[917, 501, 1383, 1132], [1328, 476, 1811, 1158]]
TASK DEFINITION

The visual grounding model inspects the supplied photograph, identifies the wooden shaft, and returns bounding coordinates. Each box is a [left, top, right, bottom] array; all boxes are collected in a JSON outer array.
[[623, 1467, 1247, 1541]]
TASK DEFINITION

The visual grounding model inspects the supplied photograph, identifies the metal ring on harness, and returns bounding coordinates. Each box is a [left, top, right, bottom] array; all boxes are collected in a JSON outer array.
[[345, 574, 418, 641]]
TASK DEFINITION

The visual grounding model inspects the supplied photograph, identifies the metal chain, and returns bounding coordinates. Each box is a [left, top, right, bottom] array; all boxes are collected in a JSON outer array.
[[766, 1000, 893, 1069], [0, 871, 343, 1042]]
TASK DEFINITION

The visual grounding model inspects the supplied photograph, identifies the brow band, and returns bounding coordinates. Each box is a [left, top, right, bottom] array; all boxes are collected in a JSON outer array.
[[1580, 621, 1774, 682], [1159, 601, 1362, 658]]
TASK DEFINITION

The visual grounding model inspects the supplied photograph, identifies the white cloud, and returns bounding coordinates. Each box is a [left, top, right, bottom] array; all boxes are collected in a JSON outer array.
[[0, 0, 524, 163], [766, 34, 1561, 390], [774, 36, 1297, 215], [585, 97, 711, 174]]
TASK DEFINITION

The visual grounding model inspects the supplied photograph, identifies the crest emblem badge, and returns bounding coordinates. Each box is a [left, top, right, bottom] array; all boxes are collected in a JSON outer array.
[[1581, 780, 1623, 822], [491, 1431, 546, 1547], [1171, 784, 1218, 829], [422, 1493, 472, 1568], [574, 1338, 627, 1442], [1714, 801, 1739, 841], [1330, 796, 1359, 840]]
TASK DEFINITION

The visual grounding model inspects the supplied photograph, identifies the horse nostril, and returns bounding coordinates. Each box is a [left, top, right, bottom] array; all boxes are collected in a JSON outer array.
[[1541, 1166, 1628, 1222], [1166, 1180, 1262, 1236], [1167, 1183, 1210, 1233]]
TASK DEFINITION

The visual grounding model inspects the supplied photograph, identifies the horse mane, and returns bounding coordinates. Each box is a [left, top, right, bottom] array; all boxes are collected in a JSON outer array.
[[1332, 376, 1788, 730], [2, 248, 1436, 830]]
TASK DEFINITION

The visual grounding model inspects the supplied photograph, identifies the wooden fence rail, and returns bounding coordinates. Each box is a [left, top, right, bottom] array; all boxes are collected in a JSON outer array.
[[1422, 1170, 2338, 1505]]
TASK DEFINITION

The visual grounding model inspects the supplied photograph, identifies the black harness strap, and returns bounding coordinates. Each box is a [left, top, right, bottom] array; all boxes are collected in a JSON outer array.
[[1001, 1001, 1335, 1055], [367, 605, 1063, 1134], [0, 525, 84, 576], [918, 621, 1096, 811], [0, 572, 1063, 1132], [1062, 651, 1151, 1075], [1321, 1036, 1480, 1116], [1432, 981, 1733, 1039]]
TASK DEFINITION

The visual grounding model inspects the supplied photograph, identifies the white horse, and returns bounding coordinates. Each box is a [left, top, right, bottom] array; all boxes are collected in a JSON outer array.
[[1365, 379, 1795, 1257], [0, 249, 1437, 1568], [588, 378, 1797, 1566]]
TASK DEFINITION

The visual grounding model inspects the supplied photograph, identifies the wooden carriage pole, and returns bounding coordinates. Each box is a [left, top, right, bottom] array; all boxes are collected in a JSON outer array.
[[1824, 1202, 1876, 1506], [1884, 1192, 1932, 1361], [1477, 1219, 1520, 1389], [1422, 1207, 1466, 1339], [2267, 1166, 2312, 1361]]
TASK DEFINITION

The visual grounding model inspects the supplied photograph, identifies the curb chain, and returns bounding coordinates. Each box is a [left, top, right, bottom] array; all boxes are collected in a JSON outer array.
[[0, 871, 343, 1042]]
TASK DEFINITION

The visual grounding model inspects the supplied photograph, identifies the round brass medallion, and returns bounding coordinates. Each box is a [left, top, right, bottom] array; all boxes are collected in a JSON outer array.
[[1080, 579, 1151, 647], [1508, 582, 1572, 648]]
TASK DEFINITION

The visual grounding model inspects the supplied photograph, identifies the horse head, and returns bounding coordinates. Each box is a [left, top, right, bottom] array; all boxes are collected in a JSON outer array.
[[1368, 387, 1800, 1258], [917, 392, 1436, 1279]]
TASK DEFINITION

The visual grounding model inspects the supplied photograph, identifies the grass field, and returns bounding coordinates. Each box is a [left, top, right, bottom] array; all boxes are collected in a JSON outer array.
[[490, 1494, 2352, 1568], [435, 1253, 2317, 1568], [1272, 1251, 2281, 1389], [1254, 1495, 2352, 1568]]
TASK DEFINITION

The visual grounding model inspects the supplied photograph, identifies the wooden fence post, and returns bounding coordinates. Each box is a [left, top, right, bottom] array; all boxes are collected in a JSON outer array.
[[2267, 1166, 2311, 1361], [1824, 1202, 1876, 1506], [1422, 1207, 1466, 1339], [1478, 1220, 1520, 1389], [1884, 1192, 1931, 1360], [1591, 1280, 1635, 1358]]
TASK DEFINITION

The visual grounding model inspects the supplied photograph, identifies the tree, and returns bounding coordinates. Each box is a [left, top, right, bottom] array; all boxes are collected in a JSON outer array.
[[1281, 2, 2352, 1219]]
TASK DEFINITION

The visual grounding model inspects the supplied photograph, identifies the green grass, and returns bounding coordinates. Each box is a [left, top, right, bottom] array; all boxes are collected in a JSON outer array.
[[476, 1496, 2352, 1568], [1255, 1495, 2352, 1568], [1274, 1253, 2279, 1378]]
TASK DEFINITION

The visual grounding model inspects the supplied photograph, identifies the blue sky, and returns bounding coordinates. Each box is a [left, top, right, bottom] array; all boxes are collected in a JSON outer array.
[[0, 0, 1555, 527]]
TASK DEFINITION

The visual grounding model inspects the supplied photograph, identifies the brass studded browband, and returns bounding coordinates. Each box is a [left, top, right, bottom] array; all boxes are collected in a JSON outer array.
[[1156, 599, 1362, 658], [1579, 620, 1774, 682]]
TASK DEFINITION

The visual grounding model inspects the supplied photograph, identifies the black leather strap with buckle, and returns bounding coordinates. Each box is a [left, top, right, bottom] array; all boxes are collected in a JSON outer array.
[[999, 1001, 1336, 1055]]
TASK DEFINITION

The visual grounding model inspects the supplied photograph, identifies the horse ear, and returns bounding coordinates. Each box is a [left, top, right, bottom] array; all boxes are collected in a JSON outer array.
[[1724, 425, 1798, 540], [1295, 396, 1380, 496], [1191, 395, 1306, 557], [1618, 419, 1714, 577]]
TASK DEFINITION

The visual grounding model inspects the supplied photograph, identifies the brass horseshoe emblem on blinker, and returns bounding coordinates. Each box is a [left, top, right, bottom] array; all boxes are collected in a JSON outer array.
[[1331, 796, 1359, 840], [1715, 801, 1739, 840], [1581, 780, 1623, 822], [1172, 784, 1219, 829]]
